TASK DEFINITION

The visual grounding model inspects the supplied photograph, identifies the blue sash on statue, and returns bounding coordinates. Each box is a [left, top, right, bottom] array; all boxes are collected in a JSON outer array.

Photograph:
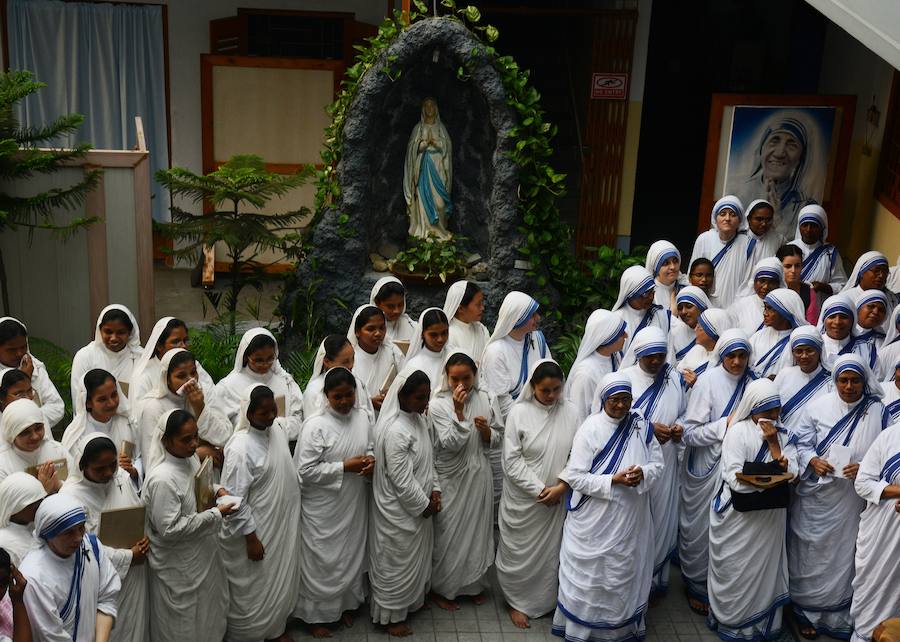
[[417, 149, 452, 224], [780, 369, 831, 423]]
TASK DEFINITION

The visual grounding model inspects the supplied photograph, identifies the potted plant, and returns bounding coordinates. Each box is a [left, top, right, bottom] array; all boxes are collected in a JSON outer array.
[[390, 235, 467, 285]]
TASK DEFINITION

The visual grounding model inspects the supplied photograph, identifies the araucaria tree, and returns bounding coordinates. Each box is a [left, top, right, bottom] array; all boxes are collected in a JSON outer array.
[[0, 70, 100, 314], [155, 154, 311, 333]]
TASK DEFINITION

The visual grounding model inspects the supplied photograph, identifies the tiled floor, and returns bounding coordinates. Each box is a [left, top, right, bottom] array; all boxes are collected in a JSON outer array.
[[285, 567, 734, 641]]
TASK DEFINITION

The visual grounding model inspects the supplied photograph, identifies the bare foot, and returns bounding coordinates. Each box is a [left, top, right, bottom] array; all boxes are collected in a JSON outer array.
[[687, 597, 709, 616], [471, 593, 486, 605], [266, 635, 294, 642], [431, 592, 460, 611], [386, 621, 413, 637], [341, 611, 354, 628], [309, 625, 332, 639], [508, 606, 530, 629]]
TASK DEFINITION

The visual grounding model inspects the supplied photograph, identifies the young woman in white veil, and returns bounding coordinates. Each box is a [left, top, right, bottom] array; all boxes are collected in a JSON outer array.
[[70, 304, 142, 404], [443, 280, 489, 364], [304, 334, 373, 420], [563, 309, 627, 424]]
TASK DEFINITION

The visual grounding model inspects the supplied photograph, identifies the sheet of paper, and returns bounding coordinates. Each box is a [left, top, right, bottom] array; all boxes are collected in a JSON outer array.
[[827, 444, 852, 475]]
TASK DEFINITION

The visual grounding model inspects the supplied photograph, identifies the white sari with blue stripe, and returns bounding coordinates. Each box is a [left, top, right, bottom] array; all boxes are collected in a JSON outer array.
[[551, 410, 663, 641], [789, 391, 886, 638], [850, 424, 900, 642]]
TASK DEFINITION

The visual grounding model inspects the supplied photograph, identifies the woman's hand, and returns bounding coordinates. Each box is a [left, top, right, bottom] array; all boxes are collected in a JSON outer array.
[[613, 465, 643, 487], [184, 381, 205, 415], [343, 455, 370, 474], [37, 461, 60, 494], [670, 424, 684, 442], [245, 532, 265, 561], [196, 444, 224, 469], [452, 384, 468, 419], [810, 457, 834, 477], [372, 393, 385, 411], [811, 281, 833, 296], [842, 462, 860, 480], [217, 501, 237, 517], [536, 481, 568, 506], [118, 453, 138, 480], [653, 423, 672, 444], [474, 416, 491, 444], [758, 418, 778, 441], [8, 565, 26, 603], [422, 490, 442, 517], [130, 537, 150, 565], [682, 370, 697, 388], [18, 353, 34, 378], [359, 456, 375, 477]]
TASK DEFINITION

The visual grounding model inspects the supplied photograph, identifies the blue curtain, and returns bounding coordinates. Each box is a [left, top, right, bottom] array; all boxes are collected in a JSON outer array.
[[8, 0, 170, 221]]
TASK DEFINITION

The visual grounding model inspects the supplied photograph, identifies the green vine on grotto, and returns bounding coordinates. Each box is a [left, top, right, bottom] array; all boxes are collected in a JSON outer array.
[[311, 1, 639, 320]]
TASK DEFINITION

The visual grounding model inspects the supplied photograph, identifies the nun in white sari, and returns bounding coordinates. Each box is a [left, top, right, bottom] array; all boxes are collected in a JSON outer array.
[[70, 305, 142, 403], [773, 326, 831, 432], [676, 308, 734, 384], [563, 309, 627, 423], [295, 367, 374, 628], [745, 199, 783, 266], [817, 294, 858, 371], [786, 204, 847, 292], [347, 305, 405, 409], [20, 493, 121, 642], [0, 472, 46, 566], [60, 433, 149, 642], [0, 317, 65, 431], [429, 351, 501, 604], [842, 252, 898, 335], [134, 349, 232, 469], [646, 240, 689, 313], [882, 357, 900, 425], [678, 330, 755, 609], [443, 280, 490, 364], [788, 355, 885, 639], [689, 195, 752, 307], [748, 288, 806, 378], [220, 384, 300, 641], [370, 276, 417, 344], [727, 257, 784, 336], [0, 399, 68, 489], [495, 359, 578, 625], [402, 307, 450, 386], [552, 372, 663, 642], [128, 317, 216, 409], [849, 423, 900, 642], [367, 367, 440, 632], [618, 328, 686, 597], [850, 289, 887, 372], [670, 286, 711, 365], [304, 336, 375, 421], [707, 378, 799, 642], [612, 266, 670, 356], [876, 302, 900, 378], [214, 328, 304, 441], [143, 409, 231, 642]]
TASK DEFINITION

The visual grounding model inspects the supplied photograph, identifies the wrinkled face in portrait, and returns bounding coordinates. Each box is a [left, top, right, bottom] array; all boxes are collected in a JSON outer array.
[[762, 129, 803, 182]]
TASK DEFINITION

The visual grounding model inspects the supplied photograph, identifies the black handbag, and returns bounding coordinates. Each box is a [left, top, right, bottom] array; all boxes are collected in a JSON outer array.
[[731, 461, 790, 512]]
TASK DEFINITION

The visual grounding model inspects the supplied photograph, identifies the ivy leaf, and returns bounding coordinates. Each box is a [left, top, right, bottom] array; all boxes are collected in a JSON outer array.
[[441, 0, 457, 8], [485, 25, 499, 42], [464, 6, 481, 22]]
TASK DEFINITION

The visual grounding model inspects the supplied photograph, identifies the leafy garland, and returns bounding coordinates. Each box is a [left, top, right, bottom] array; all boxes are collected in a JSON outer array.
[[311, 0, 635, 320]]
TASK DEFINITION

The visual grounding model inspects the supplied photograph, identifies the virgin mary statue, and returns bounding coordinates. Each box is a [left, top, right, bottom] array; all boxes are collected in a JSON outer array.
[[403, 97, 453, 239]]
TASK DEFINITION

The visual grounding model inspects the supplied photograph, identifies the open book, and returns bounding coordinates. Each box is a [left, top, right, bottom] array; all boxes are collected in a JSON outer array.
[[98, 505, 145, 549], [194, 457, 215, 512], [381, 364, 398, 395], [393, 339, 410, 356], [275, 394, 286, 418], [120, 440, 136, 459]]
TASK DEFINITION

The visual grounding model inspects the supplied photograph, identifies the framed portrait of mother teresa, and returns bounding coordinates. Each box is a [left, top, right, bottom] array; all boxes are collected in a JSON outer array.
[[699, 94, 856, 242]]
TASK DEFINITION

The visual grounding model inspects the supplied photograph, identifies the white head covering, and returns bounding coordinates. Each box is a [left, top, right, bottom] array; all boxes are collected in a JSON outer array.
[[883, 302, 900, 346], [710, 195, 745, 228], [433, 350, 481, 396], [0, 316, 30, 355], [709, 328, 752, 367], [831, 354, 884, 399], [597, 371, 633, 406], [645, 240, 681, 278], [676, 286, 711, 312], [697, 308, 735, 343], [751, 257, 786, 289], [787, 325, 823, 366], [1, 398, 44, 445], [763, 288, 806, 329], [855, 289, 888, 315], [729, 378, 781, 425], [0, 471, 46, 528], [370, 276, 407, 312], [347, 304, 384, 348], [304, 366, 358, 422], [443, 280, 477, 320], [63, 372, 131, 454], [311, 338, 329, 379], [33, 493, 87, 541], [144, 348, 189, 401], [229, 327, 289, 379], [131, 316, 177, 387], [487, 291, 539, 344], [145, 408, 183, 473], [570, 309, 627, 372], [612, 266, 656, 311], [66, 432, 117, 484], [234, 383, 273, 433], [514, 358, 564, 405], [816, 293, 856, 332], [403, 307, 448, 363], [626, 327, 669, 368], [842, 251, 889, 291], [89, 303, 142, 369], [793, 203, 828, 242], [746, 199, 774, 230]]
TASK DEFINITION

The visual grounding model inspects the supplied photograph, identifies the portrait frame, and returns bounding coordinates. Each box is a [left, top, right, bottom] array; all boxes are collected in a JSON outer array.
[[698, 94, 856, 241]]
